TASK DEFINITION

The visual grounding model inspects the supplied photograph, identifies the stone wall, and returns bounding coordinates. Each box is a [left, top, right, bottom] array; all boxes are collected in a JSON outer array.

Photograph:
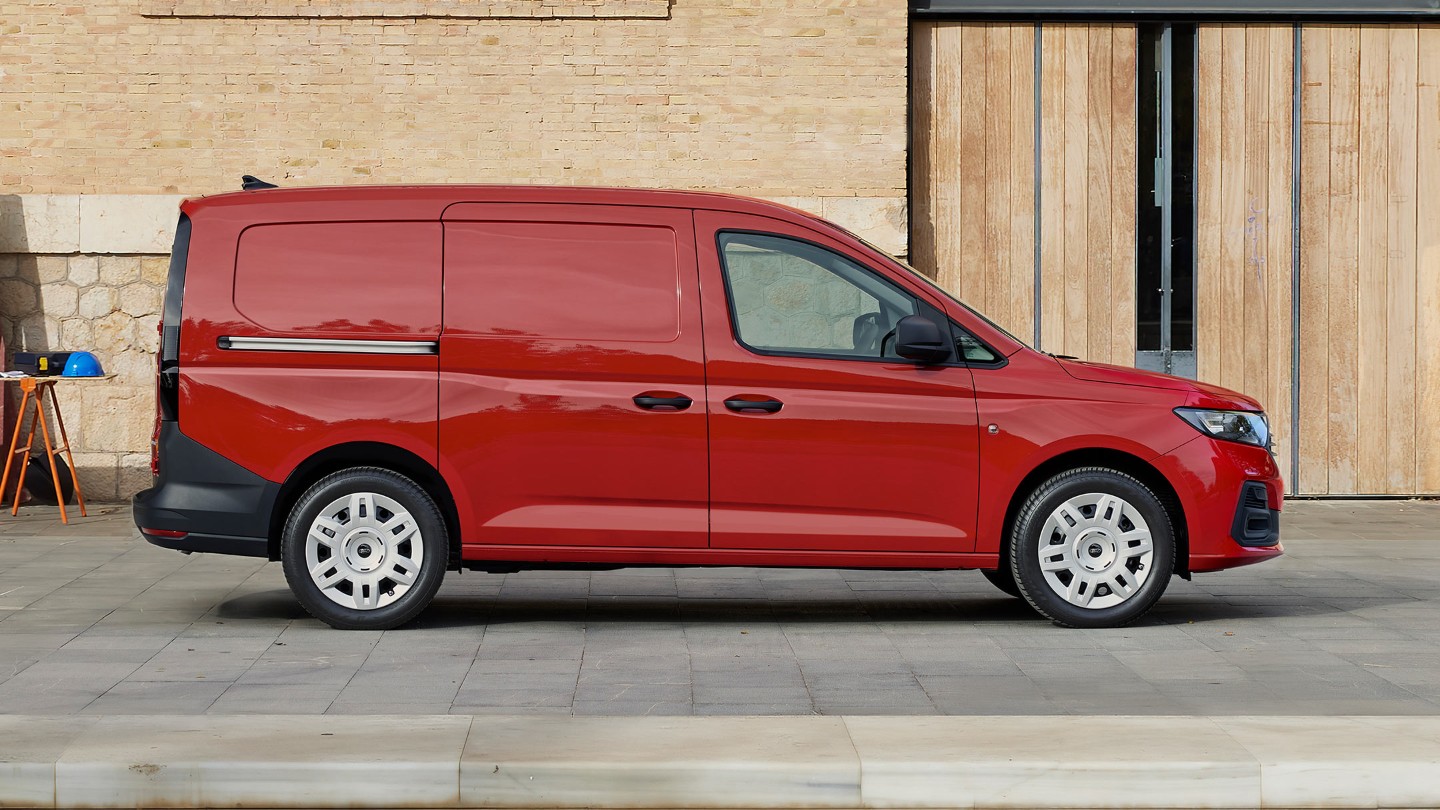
[[0, 252, 164, 502]]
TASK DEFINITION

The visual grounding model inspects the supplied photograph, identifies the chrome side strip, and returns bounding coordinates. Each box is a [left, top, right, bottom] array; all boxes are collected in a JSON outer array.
[[219, 337, 438, 355]]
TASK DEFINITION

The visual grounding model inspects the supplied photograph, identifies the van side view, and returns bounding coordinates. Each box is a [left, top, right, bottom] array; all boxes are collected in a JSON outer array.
[[133, 184, 1282, 630]]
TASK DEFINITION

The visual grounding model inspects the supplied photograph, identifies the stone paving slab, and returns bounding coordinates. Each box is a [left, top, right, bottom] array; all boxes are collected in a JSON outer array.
[[2, 714, 1439, 808], [1, 501, 1439, 716]]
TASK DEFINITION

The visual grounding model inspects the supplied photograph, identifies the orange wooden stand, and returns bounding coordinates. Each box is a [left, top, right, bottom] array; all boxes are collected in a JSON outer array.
[[0, 377, 87, 523]]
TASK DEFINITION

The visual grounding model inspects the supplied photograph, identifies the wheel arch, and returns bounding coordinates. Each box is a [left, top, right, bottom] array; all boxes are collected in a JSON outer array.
[[268, 442, 461, 569], [998, 448, 1191, 578]]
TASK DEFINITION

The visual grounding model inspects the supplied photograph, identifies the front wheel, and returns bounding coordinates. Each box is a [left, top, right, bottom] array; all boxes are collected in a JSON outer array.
[[281, 467, 447, 630], [1009, 467, 1175, 628]]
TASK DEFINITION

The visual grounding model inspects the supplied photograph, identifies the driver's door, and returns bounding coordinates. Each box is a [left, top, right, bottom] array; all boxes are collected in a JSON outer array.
[[696, 210, 982, 553]]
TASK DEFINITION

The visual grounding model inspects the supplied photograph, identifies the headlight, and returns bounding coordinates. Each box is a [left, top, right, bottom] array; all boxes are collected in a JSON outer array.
[[1174, 408, 1270, 448]]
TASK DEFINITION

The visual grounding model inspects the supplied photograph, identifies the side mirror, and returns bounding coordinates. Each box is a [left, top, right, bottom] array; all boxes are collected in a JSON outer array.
[[894, 314, 952, 365]]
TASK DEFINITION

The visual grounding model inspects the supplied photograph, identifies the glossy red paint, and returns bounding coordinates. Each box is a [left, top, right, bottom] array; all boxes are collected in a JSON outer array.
[[163, 184, 1281, 579], [438, 204, 707, 549]]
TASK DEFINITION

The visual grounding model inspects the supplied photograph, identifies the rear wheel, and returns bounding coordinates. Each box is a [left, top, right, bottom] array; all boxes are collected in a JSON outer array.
[[281, 467, 447, 630], [1010, 467, 1175, 628]]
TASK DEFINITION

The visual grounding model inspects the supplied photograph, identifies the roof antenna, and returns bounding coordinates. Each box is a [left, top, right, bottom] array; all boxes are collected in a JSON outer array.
[[241, 175, 279, 191]]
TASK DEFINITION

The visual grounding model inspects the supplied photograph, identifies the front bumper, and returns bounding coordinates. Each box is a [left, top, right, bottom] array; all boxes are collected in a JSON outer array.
[[132, 421, 279, 559], [1153, 435, 1284, 573]]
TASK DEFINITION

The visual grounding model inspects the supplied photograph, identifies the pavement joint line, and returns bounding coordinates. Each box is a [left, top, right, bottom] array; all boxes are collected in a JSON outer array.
[[3, 714, 1440, 808]]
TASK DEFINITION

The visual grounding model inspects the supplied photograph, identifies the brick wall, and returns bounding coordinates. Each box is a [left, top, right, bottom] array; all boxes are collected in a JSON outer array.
[[0, 0, 909, 501], [1, 0, 907, 206]]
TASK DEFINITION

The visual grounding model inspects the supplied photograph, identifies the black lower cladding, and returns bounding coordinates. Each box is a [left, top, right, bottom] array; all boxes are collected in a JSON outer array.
[[132, 421, 279, 558], [1230, 480, 1281, 547]]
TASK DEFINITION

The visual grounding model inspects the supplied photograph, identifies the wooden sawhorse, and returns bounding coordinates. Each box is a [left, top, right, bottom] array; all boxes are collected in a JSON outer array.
[[0, 377, 87, 523]]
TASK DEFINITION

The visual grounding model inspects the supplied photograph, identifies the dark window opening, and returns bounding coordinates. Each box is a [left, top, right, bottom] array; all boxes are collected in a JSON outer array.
[[1136, 23, 1197, 375]]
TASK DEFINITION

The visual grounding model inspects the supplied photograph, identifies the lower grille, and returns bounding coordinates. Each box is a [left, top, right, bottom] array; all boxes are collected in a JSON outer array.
[[1231, 481, 1280, 547]]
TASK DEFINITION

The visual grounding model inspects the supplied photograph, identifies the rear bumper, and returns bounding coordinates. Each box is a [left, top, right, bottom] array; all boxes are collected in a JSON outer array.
[[1154, 435, 1285, 573], [132, 421, 279, 559]]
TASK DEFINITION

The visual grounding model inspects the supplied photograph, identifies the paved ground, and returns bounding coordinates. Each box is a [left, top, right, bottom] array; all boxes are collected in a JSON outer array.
[[0, 500, 1437, 717]]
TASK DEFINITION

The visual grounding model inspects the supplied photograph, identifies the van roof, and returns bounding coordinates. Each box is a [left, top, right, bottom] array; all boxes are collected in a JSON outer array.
[[180, 184, 827, 226]]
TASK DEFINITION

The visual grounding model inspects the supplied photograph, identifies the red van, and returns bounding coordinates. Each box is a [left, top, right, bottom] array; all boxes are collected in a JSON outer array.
[[133, 184, 1282, 630]]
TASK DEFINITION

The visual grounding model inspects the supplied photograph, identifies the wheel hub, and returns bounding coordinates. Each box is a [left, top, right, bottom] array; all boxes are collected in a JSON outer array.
[[343, 528, 386, 572], [1075, 528, 1117, 572]]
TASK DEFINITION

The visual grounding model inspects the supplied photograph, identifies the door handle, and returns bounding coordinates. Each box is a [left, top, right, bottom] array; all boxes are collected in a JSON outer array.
[[724, 397, 783, 414], [633, 393, 693, 411]]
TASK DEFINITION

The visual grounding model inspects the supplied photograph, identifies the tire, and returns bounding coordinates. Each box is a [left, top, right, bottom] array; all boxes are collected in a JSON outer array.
[[281, 467, 447, 630], [980, 567, 1023, 599], [1009, 467, 1175, 629]]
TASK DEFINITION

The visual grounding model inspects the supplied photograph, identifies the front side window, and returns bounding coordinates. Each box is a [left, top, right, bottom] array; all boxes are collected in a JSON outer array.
[[718, 232, 917, 360]]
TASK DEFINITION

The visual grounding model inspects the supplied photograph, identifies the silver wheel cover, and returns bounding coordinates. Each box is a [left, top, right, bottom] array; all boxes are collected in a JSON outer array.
[[305, 491, 423, 611], [1037, 492, 1155, 610]]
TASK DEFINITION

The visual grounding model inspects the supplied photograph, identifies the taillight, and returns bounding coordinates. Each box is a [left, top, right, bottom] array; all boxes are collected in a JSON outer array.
[[151, 414, 161, 476]]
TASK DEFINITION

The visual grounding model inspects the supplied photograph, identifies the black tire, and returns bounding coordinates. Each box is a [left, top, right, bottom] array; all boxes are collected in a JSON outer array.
[[980, 567, 1023, 598], [23, 455, 74, 505], [281, 467, 447, 630], [1009, 467, 1175, 628]]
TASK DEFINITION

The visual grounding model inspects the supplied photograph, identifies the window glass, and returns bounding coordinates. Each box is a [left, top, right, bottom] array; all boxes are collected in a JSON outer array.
[[718, 233, 916, 359]]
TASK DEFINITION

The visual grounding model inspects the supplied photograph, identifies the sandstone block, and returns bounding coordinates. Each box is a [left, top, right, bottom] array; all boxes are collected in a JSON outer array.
[[118, 283, 161, 318], [79, 196, 186, 254], [0, 195, 80, 253], [92, 312, 134, 353], [0, 278, 38, 318], [69, 256, 99, 287], [77, 287, 116, 319], [60, 318, 95, 350], [40, 283, 78, 318], [140, 256, 169, 286], [99, 256, 141, 286], [79, 387, 152, 453], [35, 256, 70, 285]]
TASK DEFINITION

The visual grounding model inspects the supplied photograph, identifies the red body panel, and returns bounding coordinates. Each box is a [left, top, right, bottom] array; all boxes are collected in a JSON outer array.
[[168, 184, 1282, 577], [438, 204, 707, 549]]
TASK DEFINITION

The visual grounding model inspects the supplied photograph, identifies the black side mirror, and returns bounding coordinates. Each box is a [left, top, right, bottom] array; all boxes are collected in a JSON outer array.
[[894, 314, 951, 365]]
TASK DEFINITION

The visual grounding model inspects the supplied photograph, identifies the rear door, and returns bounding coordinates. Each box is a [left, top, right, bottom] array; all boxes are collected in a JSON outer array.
[[439, 204, 707, 549], [696, 210, 981, 553]]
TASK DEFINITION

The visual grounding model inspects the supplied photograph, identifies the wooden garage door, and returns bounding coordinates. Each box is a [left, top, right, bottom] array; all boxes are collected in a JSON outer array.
[[1296, 25, 1440, 496]]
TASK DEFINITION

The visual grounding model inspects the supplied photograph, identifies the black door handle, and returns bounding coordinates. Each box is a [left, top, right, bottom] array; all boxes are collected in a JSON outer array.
[[724, 397, 783, 414], [633, 393, 693, 411]]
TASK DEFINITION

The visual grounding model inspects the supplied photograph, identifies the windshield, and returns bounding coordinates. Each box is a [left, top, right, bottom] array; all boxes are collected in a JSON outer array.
[[836, 225, 1033, 349]]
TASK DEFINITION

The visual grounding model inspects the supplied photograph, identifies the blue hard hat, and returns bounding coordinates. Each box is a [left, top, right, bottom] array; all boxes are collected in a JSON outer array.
[[62, 351, 103, 377]]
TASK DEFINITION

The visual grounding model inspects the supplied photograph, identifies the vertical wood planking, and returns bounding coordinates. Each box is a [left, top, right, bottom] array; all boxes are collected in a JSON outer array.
[[1265, 25, 1295, 487], [1086, 26, 1114, 363], [1218, 27, 1248, 388], [1110, 28, 1138, 364], [1011, 25, 1038, 335], [1195, 26, 1224, 387], [985, 24, 1014, 331], [1034, 23, 1137, 364], [909, 23, 1039, 341], [1418, 27, 1440, 493], [1325, 26, 1360, 494], [1039, 24, 1068, 352], [1062, 25, 1091, 355], [1356, 26, 1390, 493], [1386, 26, 1418, 494], [1242, 26, 1269, 409], [1298, 25, 1331, 494]]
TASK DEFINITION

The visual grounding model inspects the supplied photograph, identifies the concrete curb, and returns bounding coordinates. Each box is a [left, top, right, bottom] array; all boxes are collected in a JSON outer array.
[[3, 715, 1439, 808]]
